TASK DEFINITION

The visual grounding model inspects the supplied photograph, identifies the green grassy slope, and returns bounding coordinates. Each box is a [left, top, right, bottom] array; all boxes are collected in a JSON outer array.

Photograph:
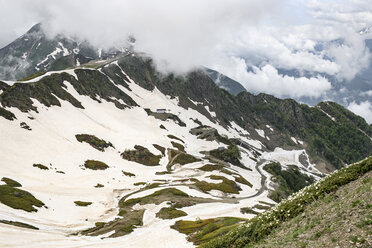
[[201, 157, 372, 248]]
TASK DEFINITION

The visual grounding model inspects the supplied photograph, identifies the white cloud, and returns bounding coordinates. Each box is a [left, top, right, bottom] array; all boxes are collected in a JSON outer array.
[[361, 90, 372, 97], [0, 0, 284, 73], [0, 0, 371, 100], [348, 101, 372, 124], [212, 57, 332, 98]]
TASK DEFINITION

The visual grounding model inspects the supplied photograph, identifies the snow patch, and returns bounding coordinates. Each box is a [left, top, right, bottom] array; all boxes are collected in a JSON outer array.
[[255, 129, 265, 138]]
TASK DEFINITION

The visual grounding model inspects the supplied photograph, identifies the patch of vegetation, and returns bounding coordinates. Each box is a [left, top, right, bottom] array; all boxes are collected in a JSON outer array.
[[0, 107, 16, 120], [168, 134, 185, 143], [193, 175, 241, 194], [171, 141, 185, 152], [259, 201, 275, 207], [168, 152, 201, 171], [1, 177, 22, 187], [121, 145, 161, 166], [80, 209, 145, 237], [94, 183, 104, 188], [33, 163, 49, 170], [56, 170, 65, 174], [189, 126, 232, 145], [191, 118, 202, 126], [19, 71, 46, 81], [172, 217, 245, 245], [0, 220, 39, 230], [119, 188, 213, 212], [144, 108, 186, 127], [156, 207, 187, 219], [160, 124, 167, 130], [133, 182, 146, 186], [79, 187, 213, 238], [234, 175, 253, 187], [122, 171, 135, 177], [0, 185, 44, 212], [198, 164, 224, 172], [263, 162, 315, 202], [253, 204, 270, 210], [142, 183, 163, 190], [173, 153, 200, 165], [202, 156, 372, 248], [20, 122, 31, 130], [153, 144, 166, 156], [74, 201, 92, 207], [240, 207, 260, 215], [1, 69, 137, 113], [75, 134, 113, 152], [83, 160, 109, 170], [210, 144, 242, 166]]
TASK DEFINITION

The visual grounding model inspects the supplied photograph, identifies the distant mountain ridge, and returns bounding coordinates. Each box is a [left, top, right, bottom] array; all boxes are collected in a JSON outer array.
[[1, 54, 371, 171]]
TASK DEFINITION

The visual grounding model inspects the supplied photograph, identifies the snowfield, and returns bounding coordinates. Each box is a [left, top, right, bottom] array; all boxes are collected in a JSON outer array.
[[0, 59, 321, 247]]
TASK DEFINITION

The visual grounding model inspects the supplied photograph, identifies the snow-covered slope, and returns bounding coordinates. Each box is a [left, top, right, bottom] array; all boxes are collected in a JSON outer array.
[[0, 54, 331, 247]]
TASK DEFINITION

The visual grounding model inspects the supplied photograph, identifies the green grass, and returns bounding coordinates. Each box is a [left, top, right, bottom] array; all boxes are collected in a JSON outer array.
[[76, 134, 113, 151], [172, 217, 245, 245], [74, 201, 92, 207], [240, 207, 260, 215], [198, 164, 224, 172], [209, 144, 242, 167], [194, 175, 241, 194], [0, 185, 44, 212], [120, 188, 189, 208], [122, 171, 135, 177], [133, 182, 147, 186], [170, 153, 200, 166], [121, 145, 161, 166], [156, 207, 187, 219], [33, 163, 49, 170], [234, 175, 253, 187], [0, 220, 39, 230], [264, 162, 315, 202], [1, 177, 22, 187], [153, 144, 166, 156], [83, 160, 109, 170], [201, 156, 372, 248], [171, 141, 185, 152], [19, 71, 46, 81]]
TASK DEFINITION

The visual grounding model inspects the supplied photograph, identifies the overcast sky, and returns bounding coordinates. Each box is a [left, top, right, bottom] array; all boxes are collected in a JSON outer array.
[[0, 0, 371, 122]]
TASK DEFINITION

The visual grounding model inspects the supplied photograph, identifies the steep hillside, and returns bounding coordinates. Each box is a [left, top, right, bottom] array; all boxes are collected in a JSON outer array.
[[106, 55, 372, 171], [0, 53, 371, 247], [202, 157, 372, 248]]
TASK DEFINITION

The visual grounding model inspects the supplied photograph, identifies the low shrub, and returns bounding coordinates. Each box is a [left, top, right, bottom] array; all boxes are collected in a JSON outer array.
[[1, 177, 22, 187], [171, 141, 185, 152], [76, 134, 113, 151], [83, 160, 109, 170], [0, 185, 44, 212], [74, 201, 92, 207], [156, 207, 187, 219], [33, 163, 49, 170], [121, 145, 161, 166]]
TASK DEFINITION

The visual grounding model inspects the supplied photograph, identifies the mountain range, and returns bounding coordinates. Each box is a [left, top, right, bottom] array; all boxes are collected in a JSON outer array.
[[0, 24, 371, 247]]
